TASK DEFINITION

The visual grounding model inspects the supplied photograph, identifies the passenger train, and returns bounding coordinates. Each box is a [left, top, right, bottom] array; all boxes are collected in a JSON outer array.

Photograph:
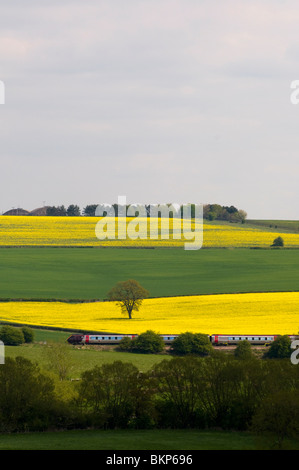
[[67, 333, 299, 346]]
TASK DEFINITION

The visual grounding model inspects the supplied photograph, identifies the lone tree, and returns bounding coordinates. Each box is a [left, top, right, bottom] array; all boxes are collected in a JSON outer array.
[[107, 279, 149, 319], [271, 236, 284, 247]]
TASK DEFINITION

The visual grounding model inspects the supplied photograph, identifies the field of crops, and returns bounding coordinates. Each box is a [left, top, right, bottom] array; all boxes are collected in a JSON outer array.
[[2, 247, 299, 300], [1, 216, 299, 337], [1, 292, 299, 335], [1, 215, 299, 247]]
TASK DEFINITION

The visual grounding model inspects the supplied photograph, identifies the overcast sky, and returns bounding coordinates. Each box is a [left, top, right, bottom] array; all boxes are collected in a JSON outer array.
[[1, 0, 299, 219]]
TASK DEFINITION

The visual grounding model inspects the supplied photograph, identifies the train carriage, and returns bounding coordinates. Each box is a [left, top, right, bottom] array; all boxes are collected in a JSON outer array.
[[210, 334, 299, 345], [67, 333, 299, 346], [67, 334, 138, 345]]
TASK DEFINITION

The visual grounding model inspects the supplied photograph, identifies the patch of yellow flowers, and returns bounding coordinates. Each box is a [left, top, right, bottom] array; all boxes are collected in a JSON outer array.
[[1, 292, 298, 335], [0, 215, 299, 247]]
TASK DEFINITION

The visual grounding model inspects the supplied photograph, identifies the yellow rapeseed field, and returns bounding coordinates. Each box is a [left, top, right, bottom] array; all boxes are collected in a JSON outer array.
[[0, 215, 299, 247], [1, 292, 299, 335]]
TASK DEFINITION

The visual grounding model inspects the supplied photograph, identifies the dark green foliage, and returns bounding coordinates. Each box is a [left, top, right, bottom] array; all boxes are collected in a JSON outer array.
[[132, 330, 165, 354], [107, 279, 149, 319], [0, 357, 67, 432], [118, 331, 165, 354], [203, 204, 247, 223], [0, 353, 299, 438], [77, 361, 143, 429], [0, 326, 24, 345], [21, 326, 34, 343], [152, 357, 206, 428], [83, 204, 98, 216], [46, 205, 67, 216], [234, 340, 253, 360], [265, 335, 291, 359], [171, 332, 213, 356], [251, 390, 299, 449], [117, 336, 133, 351], [66, 205, 81, 216], [271, 236, 284, 247]]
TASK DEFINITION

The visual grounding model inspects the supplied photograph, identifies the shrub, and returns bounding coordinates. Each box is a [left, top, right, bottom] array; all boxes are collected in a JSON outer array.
[[21, 327, 34, 343], [0, 326, 24, 345], [131, 330, 165, 354], [234, 340, 253, 360], [117, 336, 133, 351], [265, 335, 291, 359], [271, 236, 284, 247], [170, 332, 213, 356]]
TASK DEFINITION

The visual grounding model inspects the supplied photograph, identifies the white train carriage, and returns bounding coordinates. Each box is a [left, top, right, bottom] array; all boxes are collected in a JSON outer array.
[[67, 334, 138, 345], [84, 334, 138, 344], [211, 334, 299, 345], [67, 333, 179, 345]]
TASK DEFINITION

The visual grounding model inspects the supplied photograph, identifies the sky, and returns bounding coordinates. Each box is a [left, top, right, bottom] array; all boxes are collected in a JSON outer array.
[[1, 0, 299, 219]]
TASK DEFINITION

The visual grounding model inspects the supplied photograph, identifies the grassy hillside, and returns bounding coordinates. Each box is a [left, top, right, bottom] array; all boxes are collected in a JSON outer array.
[[0, 247, 299, 300], [247, 219, 299, 233]]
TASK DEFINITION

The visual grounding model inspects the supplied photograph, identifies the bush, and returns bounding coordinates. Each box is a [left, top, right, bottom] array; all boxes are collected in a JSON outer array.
[[118, 336, 133, 351], [131, 330, 165, 354], [265, 335, 291, 359], [234, 340, 253, 360], [271, 236, 284, 247], [170, 332, 213, 356], [0, 326, 24, 345], [21, 327, 34, 343]]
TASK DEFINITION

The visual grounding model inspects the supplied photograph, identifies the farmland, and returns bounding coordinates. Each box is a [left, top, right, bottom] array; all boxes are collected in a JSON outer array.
[[1, 216, 299, 336], [1, 215, 299, 450], [1, 247, 299, 300], [1, 292, 299, 335], [1, 215, 299, 247]]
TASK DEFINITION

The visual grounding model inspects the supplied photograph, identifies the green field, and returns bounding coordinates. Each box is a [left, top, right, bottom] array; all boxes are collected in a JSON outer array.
[[0, 247, 299, 300], [4, 331, 171, 378], [0, 428, 296, 450], [247, 219, 299, 233]]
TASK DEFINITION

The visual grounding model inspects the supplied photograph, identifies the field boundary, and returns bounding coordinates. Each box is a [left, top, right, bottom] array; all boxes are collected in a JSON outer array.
[[0, 289, 299, 304]]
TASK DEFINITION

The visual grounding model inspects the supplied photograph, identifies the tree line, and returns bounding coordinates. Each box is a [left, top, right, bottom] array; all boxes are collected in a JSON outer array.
[[0, 336, 298, 448], [45, 203, 247, 223], [203, 204, 247, 223]]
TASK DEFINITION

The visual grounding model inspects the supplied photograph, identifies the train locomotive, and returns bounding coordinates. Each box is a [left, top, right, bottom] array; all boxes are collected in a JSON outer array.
[[67, 333, 299, 346]]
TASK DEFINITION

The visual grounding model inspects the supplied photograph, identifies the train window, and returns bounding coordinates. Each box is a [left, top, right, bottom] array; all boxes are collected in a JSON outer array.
[[102, 337, 105, 340], [114, 337, 118, 340]]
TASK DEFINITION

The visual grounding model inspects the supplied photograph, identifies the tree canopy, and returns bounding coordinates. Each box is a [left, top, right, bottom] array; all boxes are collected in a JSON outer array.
[[107, 279, 149, 319]]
